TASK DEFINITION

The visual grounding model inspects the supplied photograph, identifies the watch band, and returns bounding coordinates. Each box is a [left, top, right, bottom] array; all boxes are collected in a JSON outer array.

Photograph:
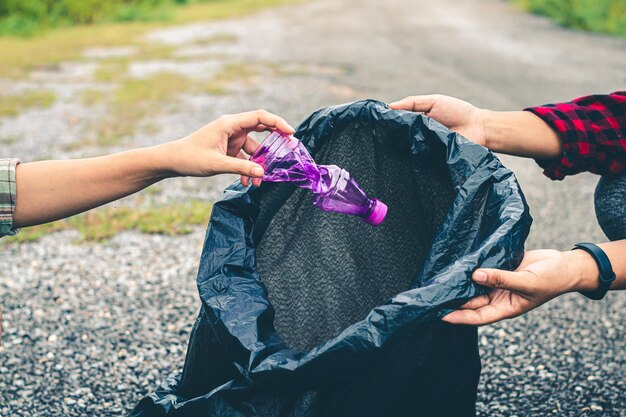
[[572, 242, 616, 300]]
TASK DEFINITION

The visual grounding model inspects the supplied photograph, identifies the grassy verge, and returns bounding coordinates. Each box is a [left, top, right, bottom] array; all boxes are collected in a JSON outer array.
[[70, 61, 282, 148], [517, 0, 626, 37], [0, 0, 300, 78], [0, 0, 175, 36], [1, 200, 213, 244], [79, 71, 225, 147], [0, 90, 56, 117]]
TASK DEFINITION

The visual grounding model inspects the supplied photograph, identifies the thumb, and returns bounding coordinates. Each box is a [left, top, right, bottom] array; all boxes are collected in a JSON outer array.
[[389, 95, 437, 112], [389, 97, 415, 110], [217, 156, 264, 178], [472, 268, 533, 294]]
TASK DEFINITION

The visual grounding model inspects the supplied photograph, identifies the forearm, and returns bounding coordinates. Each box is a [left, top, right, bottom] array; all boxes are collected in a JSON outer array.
[[13, 146, 171, 228], [481, 110, 563, 159], [564, 240, 626, 293]]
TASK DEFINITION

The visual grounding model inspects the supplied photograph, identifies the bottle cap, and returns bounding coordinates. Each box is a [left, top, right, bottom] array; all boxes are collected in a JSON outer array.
[[366, 199, 388, 226]]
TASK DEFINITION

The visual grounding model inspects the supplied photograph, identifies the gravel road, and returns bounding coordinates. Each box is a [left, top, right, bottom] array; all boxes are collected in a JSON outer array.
[[1, 0, 625, 416]]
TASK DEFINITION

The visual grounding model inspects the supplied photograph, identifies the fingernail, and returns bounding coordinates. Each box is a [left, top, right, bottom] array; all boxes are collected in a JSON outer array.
[[473, 271, 487, 283], [252, 166, 264, 177]]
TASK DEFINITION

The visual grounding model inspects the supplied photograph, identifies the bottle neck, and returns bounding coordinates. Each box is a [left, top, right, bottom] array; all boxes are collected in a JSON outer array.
[[362, 198, 387, 226], [362, 199, 377, 221]]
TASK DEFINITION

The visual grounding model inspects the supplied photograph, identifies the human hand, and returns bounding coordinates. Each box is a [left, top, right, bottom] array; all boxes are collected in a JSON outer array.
[[389, 94, 487, 146], [442, 249, 599, 326], [160, 110, 294, 186]]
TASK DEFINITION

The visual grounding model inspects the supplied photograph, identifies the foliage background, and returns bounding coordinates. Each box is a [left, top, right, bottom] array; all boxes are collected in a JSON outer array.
[[518, 0, 626, 37], [0, 0, 216, 36], [2, 0, 625, 37]]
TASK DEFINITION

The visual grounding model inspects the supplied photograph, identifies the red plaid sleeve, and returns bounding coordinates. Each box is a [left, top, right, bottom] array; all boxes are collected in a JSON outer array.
[[525, 91, 626, 180]]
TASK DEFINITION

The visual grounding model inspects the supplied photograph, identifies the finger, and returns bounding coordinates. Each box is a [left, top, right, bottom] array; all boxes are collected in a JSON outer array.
[[253, 125, 286, 133], [252, 177, 262, 187], [218, 156, 264, 178], [388, 97, 414, 110], [243, 134, 260, 156], [236, 150, 253, 186], [441, 304, 509, 326], [473, 269, 534, 294], [389, 95, 437, 112], [231, 110, 295, 134], [457, 294, 491, 310], [237, 151, 252, 187]]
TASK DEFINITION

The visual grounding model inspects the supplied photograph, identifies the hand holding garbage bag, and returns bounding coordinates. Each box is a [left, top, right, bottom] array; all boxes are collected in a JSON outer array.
[[392, 92, 626, 326], [389, 94, 562, 158], [443, 249, 591, 325]]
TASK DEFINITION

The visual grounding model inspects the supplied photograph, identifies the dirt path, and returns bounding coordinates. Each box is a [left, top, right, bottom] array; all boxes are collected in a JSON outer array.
[[1, 0, 624, 416]]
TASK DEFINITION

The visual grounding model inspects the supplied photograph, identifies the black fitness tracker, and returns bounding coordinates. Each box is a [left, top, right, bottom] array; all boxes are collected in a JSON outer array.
[[572, 242, 616, 300]]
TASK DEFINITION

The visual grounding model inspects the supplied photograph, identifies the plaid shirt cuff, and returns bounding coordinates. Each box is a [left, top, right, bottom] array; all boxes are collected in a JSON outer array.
[[525, 92, 626, 180], [0, 158, 20, 237]]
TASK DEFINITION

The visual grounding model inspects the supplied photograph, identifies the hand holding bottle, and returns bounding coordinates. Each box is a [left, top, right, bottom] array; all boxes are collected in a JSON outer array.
[[250, 131, 387, 225]]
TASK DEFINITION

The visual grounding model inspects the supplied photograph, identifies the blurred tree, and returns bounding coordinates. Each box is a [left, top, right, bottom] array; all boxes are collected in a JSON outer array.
[[520, 0, 626, 37], [0, 0, 214, 36]]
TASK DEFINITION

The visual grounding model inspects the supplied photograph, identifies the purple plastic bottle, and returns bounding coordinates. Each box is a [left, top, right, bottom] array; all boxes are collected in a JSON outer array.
[[250, 131, 388, 226]]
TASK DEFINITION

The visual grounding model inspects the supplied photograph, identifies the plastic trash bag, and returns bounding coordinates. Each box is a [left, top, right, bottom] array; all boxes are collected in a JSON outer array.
[[131, 100, 532, 417]]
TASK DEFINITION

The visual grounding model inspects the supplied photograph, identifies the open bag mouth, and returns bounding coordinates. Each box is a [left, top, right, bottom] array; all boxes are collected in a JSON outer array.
[[254, 117, 457, 352], [132, 100, 532, 417]]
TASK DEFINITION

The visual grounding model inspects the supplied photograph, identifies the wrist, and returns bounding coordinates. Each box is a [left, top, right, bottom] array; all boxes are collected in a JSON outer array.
[[481, 110, 563, 159], [562, 249, 600, 293], [145, 141, 181, 179], [478, 109, 497, 152], [481, 109, 507, 153], [120, 145, 174, 182]]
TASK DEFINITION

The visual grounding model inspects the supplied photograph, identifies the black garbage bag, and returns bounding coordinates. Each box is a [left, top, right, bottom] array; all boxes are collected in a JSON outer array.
[[131, 100, 532, 417]]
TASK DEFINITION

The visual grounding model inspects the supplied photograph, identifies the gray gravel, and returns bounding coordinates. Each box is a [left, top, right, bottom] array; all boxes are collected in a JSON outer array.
[[1, 230, 202, 416], [1, 0, 625, 416]]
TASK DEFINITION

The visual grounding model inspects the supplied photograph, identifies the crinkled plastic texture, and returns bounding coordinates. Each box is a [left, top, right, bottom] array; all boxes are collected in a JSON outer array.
[[131, 100, 532, 417], [250, 131, 388, 225], [250, 131, 324, 192]]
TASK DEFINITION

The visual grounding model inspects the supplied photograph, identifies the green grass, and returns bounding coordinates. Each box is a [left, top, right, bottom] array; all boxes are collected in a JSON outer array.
[[0, 0, 300, 78], [81, 88, 107, 105], [91, 45, 177, 83], [70, 62, 267, 150], [93, 62, 130, 82], [0, 135, 19, 144], [71, 60, 291, 149], [2, 200, 213, 244], [518, 0, 626, 37], [0, 1, 230, 37], [192, 33, 239, 45], [79, 70, 226, 147], [93, 71, 194, 145], [0, 89, 56, 117]]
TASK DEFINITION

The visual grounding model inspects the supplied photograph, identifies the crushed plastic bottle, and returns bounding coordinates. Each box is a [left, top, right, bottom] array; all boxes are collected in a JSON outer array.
[[250, 131, 388, 225]]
